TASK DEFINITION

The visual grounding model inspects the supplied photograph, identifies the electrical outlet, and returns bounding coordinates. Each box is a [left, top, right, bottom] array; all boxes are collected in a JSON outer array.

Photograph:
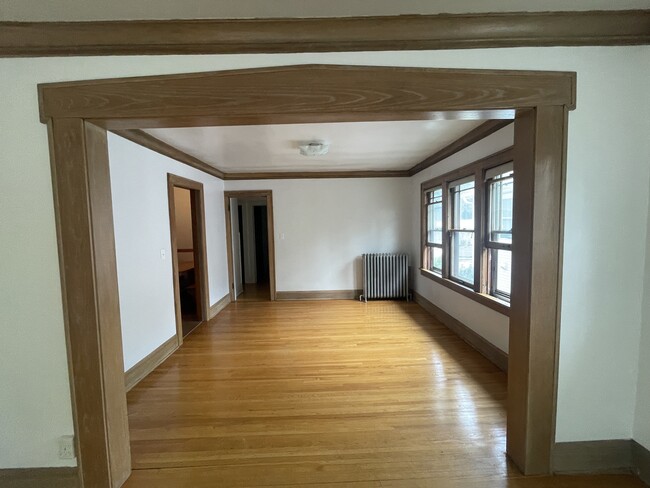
[[58, 435, 75, 459]]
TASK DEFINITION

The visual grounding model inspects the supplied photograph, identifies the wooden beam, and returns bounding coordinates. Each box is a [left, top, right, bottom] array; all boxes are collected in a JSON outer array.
[[38, 65, 576, 123], [408, 120, 512, 176], [2, 10, 649, 57]]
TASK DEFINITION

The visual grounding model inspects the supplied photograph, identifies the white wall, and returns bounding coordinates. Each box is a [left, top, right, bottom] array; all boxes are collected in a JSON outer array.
[[1, 46, 649, 468], [634, 172, 650, 451], [108, 133, 230, 371], [3, 0, 648, 21], [410, 125, 514, 353], [225, 178, 412, 292]]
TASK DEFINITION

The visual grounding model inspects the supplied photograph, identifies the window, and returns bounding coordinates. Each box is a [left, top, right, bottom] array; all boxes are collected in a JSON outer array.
[[485, 164, 513, 301], [449, 178, 475, 286], [424, 187, 443, 273], [420, 148, 514, 315]]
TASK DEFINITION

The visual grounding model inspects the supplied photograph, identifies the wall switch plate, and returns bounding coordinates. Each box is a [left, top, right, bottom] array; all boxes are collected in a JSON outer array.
[[160, 249, 166, 259], [58, 435, 76, 459]]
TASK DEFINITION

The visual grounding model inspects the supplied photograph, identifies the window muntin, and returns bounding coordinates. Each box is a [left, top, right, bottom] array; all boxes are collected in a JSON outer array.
[[424, 187, 443, 273], [449, 178, 475, 286], [485, 164, 513, 302]]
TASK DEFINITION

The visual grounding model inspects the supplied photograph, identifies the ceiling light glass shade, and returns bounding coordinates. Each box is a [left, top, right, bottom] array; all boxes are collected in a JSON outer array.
[[298, 141, 330, 157]]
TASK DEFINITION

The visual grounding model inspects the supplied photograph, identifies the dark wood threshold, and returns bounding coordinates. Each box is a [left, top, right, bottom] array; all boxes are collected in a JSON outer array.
[[413, 290, 508, 372], [2, 10, 649, 57], [420, 268, 510, 316]]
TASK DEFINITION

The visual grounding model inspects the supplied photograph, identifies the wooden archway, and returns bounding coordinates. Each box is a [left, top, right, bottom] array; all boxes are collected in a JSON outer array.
[[39, 64, 574, 488]]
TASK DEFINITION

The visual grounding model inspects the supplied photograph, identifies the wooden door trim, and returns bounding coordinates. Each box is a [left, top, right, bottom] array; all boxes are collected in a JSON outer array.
[[39, 64, 573, 486], [224, 190, 276, 302], [3, 10, 649, 57], [167, 174, 210, 344]]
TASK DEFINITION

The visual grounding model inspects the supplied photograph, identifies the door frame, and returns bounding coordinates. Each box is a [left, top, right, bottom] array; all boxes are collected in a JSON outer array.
[[39, 64, 573, 487], [167, 173, 210, 342], [224, 190, 276, 301]]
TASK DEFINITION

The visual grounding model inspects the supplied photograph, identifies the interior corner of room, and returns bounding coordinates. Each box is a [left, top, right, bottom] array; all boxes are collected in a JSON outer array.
[[2, 12, 650, 488]]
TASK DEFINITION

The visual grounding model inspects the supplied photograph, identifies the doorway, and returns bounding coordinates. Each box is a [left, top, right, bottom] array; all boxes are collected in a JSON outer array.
[[167, 174, 210, 339], [41, 65, 571, 486], [225, 191, 276, 302]]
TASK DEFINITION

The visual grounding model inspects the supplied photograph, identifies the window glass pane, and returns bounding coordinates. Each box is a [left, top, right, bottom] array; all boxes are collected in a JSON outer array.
[[491, 249, 512, 299], [488, 174, 513, 244], [426, 246, 443, 273], [451, 181, 475, 230], [450, 231, 474, 284], [426, 187, 443, 245]]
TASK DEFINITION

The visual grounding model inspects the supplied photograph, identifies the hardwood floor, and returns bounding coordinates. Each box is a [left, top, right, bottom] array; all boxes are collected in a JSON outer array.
[[124, 300, 643, 487]]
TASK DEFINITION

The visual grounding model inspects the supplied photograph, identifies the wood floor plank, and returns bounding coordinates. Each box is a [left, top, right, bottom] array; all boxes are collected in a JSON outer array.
[[123, 300, 641, 487]]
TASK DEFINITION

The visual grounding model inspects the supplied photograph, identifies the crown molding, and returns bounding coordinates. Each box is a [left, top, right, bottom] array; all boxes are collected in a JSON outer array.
[[2, 10, 649, 57]]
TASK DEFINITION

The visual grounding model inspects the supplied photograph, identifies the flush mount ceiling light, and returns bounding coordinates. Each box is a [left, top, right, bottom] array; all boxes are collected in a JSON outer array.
[[298, 141, 330, 157]]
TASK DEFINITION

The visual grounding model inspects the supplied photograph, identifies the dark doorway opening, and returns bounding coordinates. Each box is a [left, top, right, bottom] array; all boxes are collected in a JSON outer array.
[[253, 205, 270, 285], [225, 192, 275, 302]]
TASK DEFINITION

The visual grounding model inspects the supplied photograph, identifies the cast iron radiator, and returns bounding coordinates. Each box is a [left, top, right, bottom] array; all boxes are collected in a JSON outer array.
[[360, 253, 410, 302]]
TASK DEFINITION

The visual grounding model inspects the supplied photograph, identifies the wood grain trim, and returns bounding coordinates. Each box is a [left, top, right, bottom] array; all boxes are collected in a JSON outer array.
[[507, 107, 567, 475], [275, 290, 362, 301], [38, 65, 577, 123], [409, 120, 512, 176], [553, 440, 633, 474], [167, 173, 211, 343], [224, 170, 409, 180], [412, 290, 508, 372], [48, 119, 131, 488], [124, 336, 178, 392], [0, 468, 79, 488], [114, 129, 224, 179], [3, 10, 649, 57], [632, 440, 650, 485], [419, 269, 510, 316], [208, 293, 231, 320], [93, 110, 516, 131]]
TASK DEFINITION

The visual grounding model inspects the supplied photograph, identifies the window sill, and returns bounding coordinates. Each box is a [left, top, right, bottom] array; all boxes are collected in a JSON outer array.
[[419, 268, 510, 317]]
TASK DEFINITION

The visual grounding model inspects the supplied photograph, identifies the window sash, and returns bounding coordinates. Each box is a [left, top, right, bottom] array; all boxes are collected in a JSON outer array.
[[486, 173, 513, 249], [449, 229, 475, 287], [424, 243, 443, 274]]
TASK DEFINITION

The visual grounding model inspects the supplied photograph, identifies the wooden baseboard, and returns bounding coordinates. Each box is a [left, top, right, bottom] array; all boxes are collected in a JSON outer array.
[[633, 440, 650, 485], [209, 293, 231, 319], [553, 440, 633, 474], [0, 468, 79, 488], [124, 335, 178, 391], [553, 439, 650, 483], [412, 290, 508, 372], [275, 289, 362, 301]]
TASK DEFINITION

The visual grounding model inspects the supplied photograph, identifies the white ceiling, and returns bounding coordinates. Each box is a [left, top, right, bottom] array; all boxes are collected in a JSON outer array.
[[144, 119, 487, 173]]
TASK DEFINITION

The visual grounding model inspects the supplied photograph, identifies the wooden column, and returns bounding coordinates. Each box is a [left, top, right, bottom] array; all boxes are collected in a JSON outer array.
[[49, 119, 131, 488], [508, 106, 567, 474]]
